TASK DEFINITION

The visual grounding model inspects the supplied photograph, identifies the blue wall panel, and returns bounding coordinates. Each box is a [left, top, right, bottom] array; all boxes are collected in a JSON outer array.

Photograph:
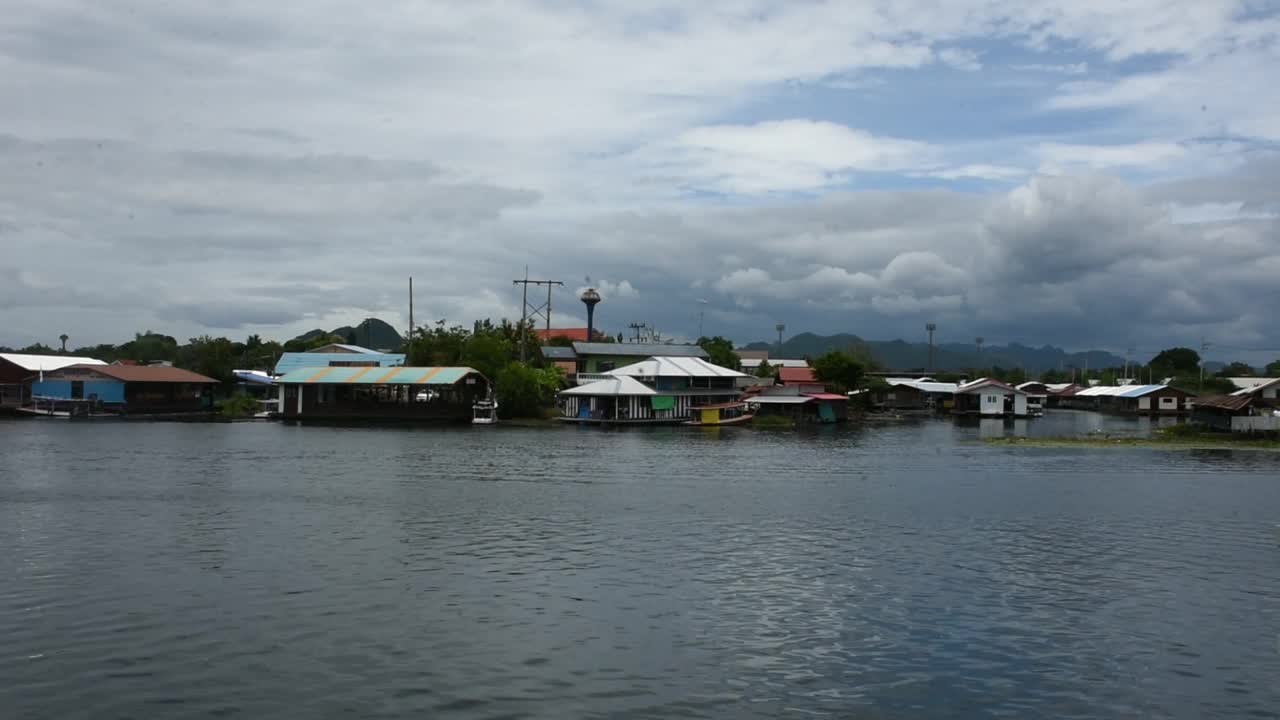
[[30, 380, 125, 403]]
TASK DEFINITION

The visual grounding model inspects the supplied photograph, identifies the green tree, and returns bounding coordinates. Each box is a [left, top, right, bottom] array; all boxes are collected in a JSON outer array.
[[696, 336, 740, 370], [1148, 347, 1201, 377], [812, 350, 864, 393], [495, 362, 562, 418], [176, 335, 238, 384], [755, 359, 777, 380], [18, 342, 57, 354], [118, 332, 179, 363], [1267, 360, 1280, 376], [1039, 368, 1069, 384], [407, 321, 469, 366], [460, 331, 514, 380], [1217, 361, 1255, 377]]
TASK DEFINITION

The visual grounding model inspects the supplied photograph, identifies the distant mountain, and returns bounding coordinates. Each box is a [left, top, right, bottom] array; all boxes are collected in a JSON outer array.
[[744, 333, 1126, 374], [289, 318, 404, 352]]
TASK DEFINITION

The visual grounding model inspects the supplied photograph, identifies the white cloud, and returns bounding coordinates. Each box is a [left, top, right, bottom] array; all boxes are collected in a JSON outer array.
[[921, 164, 1028, 181], [1036, 142, 1188, 171], [937, 48, 983, 71], [1010, 62, 1089, 74], [639, 120, 937, 194]]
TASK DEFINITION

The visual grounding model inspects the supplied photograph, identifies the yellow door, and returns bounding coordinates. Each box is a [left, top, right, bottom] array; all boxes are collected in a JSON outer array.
[[701, 408, 719, 425]]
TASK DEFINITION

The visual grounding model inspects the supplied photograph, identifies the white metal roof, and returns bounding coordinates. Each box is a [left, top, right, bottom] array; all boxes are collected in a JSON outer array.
[[745, 395, 812, 404], [1073, 384, 1169, 398], [1044, 383, 1077, 392], [888, 379, 958, 394], [560, 376, 657, 396], [739, 358, 809, 368], [1232, 377, 1280, 396], [310, 343, 380, 354], [609, 356, 747, 379], [958, 378, 1025, 394], [1227, 377, 1276, 391], [0, 353, 107, 372]]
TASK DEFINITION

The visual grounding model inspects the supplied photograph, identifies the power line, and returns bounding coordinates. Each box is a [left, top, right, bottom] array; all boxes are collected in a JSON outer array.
[[512, 268, 563, 363]]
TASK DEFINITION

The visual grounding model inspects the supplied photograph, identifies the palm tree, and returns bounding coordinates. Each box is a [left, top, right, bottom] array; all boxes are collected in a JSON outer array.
[[59, 334, 69, 353]]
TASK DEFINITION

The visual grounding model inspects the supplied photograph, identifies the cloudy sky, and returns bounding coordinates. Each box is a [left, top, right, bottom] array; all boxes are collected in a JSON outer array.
[[2, 1, 1278, 362]]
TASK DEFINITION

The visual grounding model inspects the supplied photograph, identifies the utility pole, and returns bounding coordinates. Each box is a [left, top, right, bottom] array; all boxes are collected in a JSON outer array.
[[975, 336, 984, 372], [408, 277, 414, 350], [926, 323, 937, 372], [697, 299, 709, 339], [775, 323, 786, 354], [1200, 338, 1211, 391], [1124, 345, 1133, 383], [628, 322, 647, 343], [512, 267, 563, 363]]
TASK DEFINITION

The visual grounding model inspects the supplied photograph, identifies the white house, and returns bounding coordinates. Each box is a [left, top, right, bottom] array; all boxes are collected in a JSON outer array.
[[955, 378, 1029, 417]]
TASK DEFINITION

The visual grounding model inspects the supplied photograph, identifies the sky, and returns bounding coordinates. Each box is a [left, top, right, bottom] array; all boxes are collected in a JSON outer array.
[[1, 1, 1279, 363]]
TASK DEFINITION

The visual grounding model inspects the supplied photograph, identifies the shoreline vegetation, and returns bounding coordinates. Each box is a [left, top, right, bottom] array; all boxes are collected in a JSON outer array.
[[985, 426, 1280, 451]]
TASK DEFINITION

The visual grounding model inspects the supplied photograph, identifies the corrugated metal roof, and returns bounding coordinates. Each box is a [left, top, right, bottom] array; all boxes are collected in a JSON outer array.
[[312, 344, 380, 354], [1226, 377, 1274, 390], [958, 378, 1024, 394], [1194, 394, 1255, 411], [746, 395, 812, 404], [572, 342, 708, 358], [540, 346, 577, 360], [888, 380, 959, 394], [739, 358, 809, 368], [609, 356, 746, 378], [1230, 377, 1280, 396], [804, 392, 848, 401], [0, 353, 107, 372], [559, 376, 656, 396], [274, 351, 405, 375], [277, 366, 479, 385], [68, 364, 219, 383], [778, 367, 817, 384], [1074, 384, 1169, 398]]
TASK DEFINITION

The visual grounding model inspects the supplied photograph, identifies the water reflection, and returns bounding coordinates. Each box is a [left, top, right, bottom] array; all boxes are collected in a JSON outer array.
[[0, 419, 1277, 719]]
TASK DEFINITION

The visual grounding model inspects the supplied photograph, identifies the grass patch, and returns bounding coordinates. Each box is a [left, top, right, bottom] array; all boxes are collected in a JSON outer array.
[[751, 415, 796, 430], [217, 392, 262, 418]]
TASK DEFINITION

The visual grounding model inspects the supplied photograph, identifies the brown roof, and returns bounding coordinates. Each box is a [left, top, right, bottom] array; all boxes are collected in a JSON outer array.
[[1193, 395, 1255, 412], [67, 364, 219, 384], [778, 366, 817, 384]]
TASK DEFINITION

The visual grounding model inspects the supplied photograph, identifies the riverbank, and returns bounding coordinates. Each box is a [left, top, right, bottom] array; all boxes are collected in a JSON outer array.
[[985, 430, 1280, 452]]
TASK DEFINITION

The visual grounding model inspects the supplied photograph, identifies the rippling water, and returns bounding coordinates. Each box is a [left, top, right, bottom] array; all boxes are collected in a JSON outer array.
[[2, 416, 1278, 719]]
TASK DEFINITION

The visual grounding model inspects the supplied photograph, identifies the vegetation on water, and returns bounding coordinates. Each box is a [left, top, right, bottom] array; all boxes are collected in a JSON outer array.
[[985, 424, 1280, 451], [217, 392, 262, 418], [751, 415, 795, 429]]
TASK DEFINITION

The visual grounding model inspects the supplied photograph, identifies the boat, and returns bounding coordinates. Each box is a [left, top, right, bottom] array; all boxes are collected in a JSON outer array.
[[685, 401, 755, 426], [472, 397, 498, 425]]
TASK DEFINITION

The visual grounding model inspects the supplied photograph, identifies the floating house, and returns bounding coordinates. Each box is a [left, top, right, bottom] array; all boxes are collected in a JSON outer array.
[[275, 366, 489, 422], [0, 353, 109, 410], [877, 378, 959, 411], [1065, 384, 1193, 415], [1015, 382, 1049, 415], [954, 378, 1030, 417], [746, 387, 849, 424], [558, 356, 746, 424], [1192, 394, 1280, 433], [28, 364, 219, 415], [547, 342, 710, 378]]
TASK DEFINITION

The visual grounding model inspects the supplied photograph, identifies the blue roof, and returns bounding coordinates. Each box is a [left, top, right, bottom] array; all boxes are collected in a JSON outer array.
[[277, 366, 481, 385], [274, 351, 405, 375], [1117, 384, 1168, 398]]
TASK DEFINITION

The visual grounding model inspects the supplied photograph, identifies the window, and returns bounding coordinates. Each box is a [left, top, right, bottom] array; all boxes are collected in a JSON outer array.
[[987, 396, 997, 404]]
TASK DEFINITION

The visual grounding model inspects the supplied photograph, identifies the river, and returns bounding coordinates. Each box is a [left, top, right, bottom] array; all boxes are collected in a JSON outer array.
[[2, 414, 1278, 718]]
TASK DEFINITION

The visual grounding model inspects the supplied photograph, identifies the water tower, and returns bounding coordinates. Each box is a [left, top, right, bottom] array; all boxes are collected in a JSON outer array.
[[580, 287, 601, 342]]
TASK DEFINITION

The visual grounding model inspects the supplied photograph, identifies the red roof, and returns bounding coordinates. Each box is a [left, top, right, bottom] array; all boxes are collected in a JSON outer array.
[[66, 364, 219, 384], [535, 328, 591, 341], [778, 366, 817, 384]]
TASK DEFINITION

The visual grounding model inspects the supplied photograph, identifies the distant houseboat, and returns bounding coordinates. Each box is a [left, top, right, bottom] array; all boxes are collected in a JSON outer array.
[[25, 364, 219, 417], [558, 356, 747, 424], [275, 366, 490, 423]]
